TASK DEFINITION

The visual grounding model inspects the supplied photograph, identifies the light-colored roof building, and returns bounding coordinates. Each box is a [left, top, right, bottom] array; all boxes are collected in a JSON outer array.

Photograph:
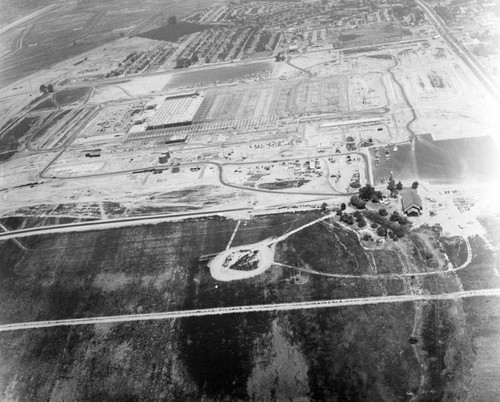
[[147, 93, 203, 130]]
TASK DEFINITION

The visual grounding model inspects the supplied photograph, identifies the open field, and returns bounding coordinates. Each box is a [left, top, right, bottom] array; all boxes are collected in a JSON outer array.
[[53, 87, 91, 106], [0, 115, 40, 159], [0, 210, 485, 399]]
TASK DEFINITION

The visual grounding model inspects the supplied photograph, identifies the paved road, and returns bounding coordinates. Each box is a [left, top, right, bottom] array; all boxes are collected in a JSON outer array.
[[1, 288, 499, 332]]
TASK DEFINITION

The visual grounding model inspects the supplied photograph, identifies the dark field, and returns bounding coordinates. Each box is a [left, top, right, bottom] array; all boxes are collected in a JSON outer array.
[[372, 135, 500, 185], [0, 115, 39, 155], [163, 61, 273, 90], [0, 212, 489, 399], [53, 87, 91, 106], [137, 22, 211, 42], [29, 97, 57, 111]]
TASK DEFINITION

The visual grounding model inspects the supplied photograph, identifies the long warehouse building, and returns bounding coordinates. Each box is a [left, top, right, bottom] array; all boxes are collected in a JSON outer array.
[[146, 93, 204, 130]]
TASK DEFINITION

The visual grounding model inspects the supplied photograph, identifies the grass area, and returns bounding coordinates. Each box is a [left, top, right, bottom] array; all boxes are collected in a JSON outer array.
[[30, 97, 57, 111], [0, 212, 482, 399], [287, 302, 420, 400], [53, 87, 91, 106], [0, 116, 39, 153], [137, 22, 211, 42], [419, 300, 475, 400]]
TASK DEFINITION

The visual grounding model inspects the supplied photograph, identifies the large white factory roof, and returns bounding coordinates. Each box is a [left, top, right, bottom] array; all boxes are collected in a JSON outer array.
[[147, 93, 203, 129]]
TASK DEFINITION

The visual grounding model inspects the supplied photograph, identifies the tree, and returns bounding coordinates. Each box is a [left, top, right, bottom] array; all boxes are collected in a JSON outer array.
[[398, 216, 409, 225], [39, 84, 47, 93], [387, 176, 396, 192], [379, 208, 388, 216], [377, 227, 387, 237], [167, 15, 178, 25], [390, 211, 400, 222], [394, 227, 405, 238], [396, 181, 403, 191], [412, 181, 419, 189], [350, 195, 366, 209], [47, 83, 54, 93], [358, 218, 367, 228], [340, 203, 347, 211], [359, 184, 375, 201], [321, 202, 328, 212]]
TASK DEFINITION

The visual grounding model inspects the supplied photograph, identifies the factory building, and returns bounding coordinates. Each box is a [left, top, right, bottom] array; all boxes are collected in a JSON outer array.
[[146, 93, 203, 130]]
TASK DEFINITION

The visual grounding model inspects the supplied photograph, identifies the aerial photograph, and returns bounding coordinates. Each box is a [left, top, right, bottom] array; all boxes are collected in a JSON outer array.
[[1, 0, 500, 400]]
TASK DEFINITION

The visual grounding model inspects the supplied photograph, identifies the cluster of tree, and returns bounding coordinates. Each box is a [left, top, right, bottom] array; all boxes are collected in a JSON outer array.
[[175, 53, 199, 69], [386, 176, 403, 197], [389, 210, 409, 225], [39, 84, 54, 93], [350, 195, 366, 209], [353, 211, 367, 228], [358, 184, 384, 203], [275, 52, 286, 62]]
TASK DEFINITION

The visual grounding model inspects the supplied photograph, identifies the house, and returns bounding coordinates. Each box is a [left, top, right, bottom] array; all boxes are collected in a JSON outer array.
[[401, 189, 422, 216]]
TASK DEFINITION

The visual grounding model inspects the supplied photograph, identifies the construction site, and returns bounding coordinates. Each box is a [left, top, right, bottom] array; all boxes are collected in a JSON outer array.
[[1, 0, 500, 400]]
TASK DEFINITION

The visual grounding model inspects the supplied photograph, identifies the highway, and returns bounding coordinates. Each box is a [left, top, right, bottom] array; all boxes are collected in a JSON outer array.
[[416, 0, 500, 102], [1, 288, 499, 332]]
